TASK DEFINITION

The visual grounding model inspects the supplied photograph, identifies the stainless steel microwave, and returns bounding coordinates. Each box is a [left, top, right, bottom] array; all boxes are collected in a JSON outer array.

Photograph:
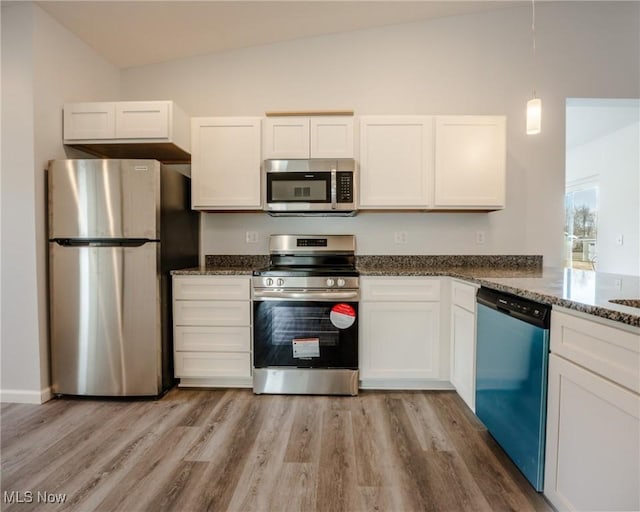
[[264, 159, 357, 216]]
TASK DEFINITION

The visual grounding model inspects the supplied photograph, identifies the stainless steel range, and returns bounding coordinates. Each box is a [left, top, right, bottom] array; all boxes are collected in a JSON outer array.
[[252, 235, 359, 395]]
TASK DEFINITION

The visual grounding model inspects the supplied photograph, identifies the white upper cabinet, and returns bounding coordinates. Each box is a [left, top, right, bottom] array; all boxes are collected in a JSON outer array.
[[63, 100, 190, 161], [262, 116, 354, 159], [262, 117, 309, 159], [358, 114, 506, 210], [309, 117, 355, 158], [358, 116, 434, 208], [114, 101, 171, 139], [64, 100, 188, 144], [63, 102, 116, 140], [191, 117, 262, 210], [433, 115, 506, 209]]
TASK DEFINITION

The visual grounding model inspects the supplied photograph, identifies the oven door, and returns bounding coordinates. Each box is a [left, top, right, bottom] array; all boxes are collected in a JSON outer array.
[[253, 293, 358, 369]]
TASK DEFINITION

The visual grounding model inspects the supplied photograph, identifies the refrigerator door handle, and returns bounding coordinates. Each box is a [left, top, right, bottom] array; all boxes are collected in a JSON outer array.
[[53, 239, 153, 248]]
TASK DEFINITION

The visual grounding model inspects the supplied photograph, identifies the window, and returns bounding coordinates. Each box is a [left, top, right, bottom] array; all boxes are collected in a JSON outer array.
[[564, 179, 598, 270]]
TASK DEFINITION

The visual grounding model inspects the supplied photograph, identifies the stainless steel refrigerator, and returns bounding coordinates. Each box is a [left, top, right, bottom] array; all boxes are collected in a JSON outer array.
[[48, 159, 199, 397]]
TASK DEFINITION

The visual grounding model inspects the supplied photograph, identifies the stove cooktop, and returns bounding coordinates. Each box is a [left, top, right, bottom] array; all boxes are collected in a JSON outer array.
[[252, 266, 359, 278]]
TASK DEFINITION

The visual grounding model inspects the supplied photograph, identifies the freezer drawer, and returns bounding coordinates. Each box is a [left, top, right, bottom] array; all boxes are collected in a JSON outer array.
[[49, 242, 161, 396], [48, 159, 160, 239]]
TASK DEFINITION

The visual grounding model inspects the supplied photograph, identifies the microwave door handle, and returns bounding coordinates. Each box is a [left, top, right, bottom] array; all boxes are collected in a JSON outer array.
[[331, 168, 337, 209]]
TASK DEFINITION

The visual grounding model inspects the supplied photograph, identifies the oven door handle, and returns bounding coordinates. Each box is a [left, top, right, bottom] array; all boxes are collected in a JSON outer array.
[[253, 289, 359, 301]]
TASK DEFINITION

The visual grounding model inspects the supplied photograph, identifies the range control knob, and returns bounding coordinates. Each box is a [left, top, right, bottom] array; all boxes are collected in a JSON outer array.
[[265, 278, 274, 286], [276, 278, 285, 286], [326, 278, 335, 287], [337, 278, 346, 287]]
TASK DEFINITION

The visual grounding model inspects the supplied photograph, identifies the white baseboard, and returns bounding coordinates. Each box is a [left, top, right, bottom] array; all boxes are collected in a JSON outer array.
[[175, 378, 455, 392], [0, 386, 53, 404], [359, 379, 455, 391], [177, 377, 252, 389]]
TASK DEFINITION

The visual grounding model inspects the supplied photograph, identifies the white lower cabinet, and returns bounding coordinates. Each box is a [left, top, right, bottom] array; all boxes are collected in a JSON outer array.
[[172, 275, 252, 387], [175, 352, 251, 380], [545, 309, 640, 511], [360, 277, 445, 388], [449, 280, 478, 411], [545, 354, 639, 511]]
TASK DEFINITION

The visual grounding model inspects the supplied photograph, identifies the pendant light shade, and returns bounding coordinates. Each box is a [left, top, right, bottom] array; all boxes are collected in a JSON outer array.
[[526, 97, 542, 135]]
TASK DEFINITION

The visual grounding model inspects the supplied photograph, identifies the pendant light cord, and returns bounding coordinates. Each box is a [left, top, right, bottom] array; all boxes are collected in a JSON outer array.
[[531, 0, 537, 98]]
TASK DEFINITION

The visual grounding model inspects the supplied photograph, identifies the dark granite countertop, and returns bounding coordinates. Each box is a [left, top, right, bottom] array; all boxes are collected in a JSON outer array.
[[172, 255, 640, 328], [470, 268, 640, 329], [172, 266, 255, 276], [359, 263, 640, 328], [171, 255, 267, 275]]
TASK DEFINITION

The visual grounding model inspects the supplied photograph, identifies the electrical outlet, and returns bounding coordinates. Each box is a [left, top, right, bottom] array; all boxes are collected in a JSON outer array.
[[245, 231, 258, 244], [616, 234, 624, 246], [615, 278, 623, 289], [394, 231, 408, 244], [476, 231, 486, 245]]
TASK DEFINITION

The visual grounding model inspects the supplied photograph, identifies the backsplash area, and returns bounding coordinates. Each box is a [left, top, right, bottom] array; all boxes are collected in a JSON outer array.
[[198, 211, 550, 263], [205, 255, 269, 268], [356, 255, 543, 270], [205, 254, 543, 271]]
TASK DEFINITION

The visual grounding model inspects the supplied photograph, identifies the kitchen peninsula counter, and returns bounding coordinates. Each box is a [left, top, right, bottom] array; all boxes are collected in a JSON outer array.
[[471, 268, 639, 328]]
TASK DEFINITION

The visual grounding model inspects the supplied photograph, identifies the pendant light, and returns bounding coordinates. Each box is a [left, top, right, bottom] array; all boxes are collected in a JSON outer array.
[[526, 0, 541, 135]]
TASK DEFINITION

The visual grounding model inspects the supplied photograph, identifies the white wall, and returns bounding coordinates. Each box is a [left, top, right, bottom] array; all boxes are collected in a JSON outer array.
[[597, 121, 640, 275], [0, 2, 120, 403], [121, 2, 640, 261], [1, 2, 42, 403], [192, 211, 505, 258], [566, 100, 640, 275]]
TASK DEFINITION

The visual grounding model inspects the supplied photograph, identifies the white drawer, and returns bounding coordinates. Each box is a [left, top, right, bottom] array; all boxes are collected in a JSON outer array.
[[175, 326, 251, 352], [173, 275, 250, 301], [451, 279, 478, 312], [361, 277, 441, 302], [174, 352, 251, 379], [551, 310, 640, 393], [174, 300, 250, 326]]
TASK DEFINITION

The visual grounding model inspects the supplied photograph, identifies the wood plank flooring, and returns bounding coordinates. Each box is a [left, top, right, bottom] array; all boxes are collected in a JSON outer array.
[[1, 389, 552, 512]]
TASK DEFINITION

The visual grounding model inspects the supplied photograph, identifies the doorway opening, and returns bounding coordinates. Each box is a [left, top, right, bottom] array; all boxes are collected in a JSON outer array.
[[565, 98, 640, 275]]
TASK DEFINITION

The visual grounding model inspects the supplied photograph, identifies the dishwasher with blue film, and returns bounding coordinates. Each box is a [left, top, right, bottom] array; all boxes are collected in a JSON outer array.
[[475, 286, 551, 492]]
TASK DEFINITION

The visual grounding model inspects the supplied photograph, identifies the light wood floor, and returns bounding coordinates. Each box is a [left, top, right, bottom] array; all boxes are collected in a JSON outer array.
[[1, 389, 551, 512]]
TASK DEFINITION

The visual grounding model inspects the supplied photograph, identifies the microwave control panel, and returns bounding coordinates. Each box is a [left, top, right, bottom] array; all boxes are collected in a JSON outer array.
[[337, 172, 354, 203]]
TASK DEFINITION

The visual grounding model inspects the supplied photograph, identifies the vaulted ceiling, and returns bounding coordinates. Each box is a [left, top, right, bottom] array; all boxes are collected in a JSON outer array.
[[37, 1, 516, 69]]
